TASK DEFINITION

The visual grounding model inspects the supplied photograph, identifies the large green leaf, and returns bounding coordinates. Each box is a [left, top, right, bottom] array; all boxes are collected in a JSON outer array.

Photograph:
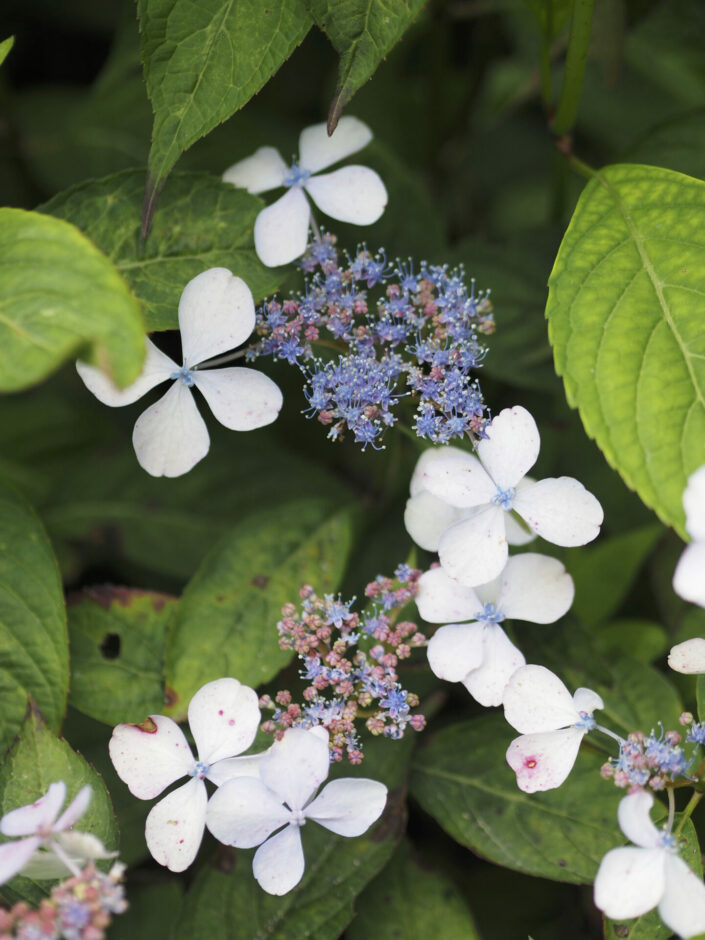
[[41, 170, 285, 332], [0, 36, 14, 67], [0, 208, 144, 392], [0, 482, 68, 754], [138, 0, 312, 229], [310, 0, 428, 131], [546, 163, 705, 537], [165, 499, 355, 718]]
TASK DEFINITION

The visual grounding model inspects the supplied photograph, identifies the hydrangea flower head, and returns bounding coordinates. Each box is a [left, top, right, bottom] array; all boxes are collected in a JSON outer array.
[[673, 466, 705, 608], [77, 268, 283, 477], [223, 118, 387, 267], [668, 637, 705, 674]]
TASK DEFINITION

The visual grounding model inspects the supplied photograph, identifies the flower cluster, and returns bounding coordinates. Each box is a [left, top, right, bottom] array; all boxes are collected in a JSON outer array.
[[601, 728, 691, 791], [261, 565, 427, 761]]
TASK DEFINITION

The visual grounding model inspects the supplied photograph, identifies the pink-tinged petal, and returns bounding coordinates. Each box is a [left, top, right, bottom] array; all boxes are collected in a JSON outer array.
[[1, 782, 66, 836], [299, 117, 372, 174], [305, 166, 387, 225], [409, 446, 469, 496], [513, 477, 603, 547], [668, 637, 705, 675], [253, 825, 305, 896], [438, 505, 509, 587], [502, 665, 578, 733], [496, 553, 574, 624], [192, 367, 282, 432], [0, 837, 40, 884], [254, 189, 310, 268], [684, 466, 705, 541], [305, 778, 387, 836], [427, 622, 485, 683], [132, 382, 210, 478], [206, 753, 265, 787], [506, 728, 584, 792], [616, 791, 661, 849], [145, 778, 206, 873], [77, 337, 176, 407], [54, 785, 91, 832], [403, 490, 462, 552], [206, 777, 291, 848], [188, 677, 260, 766], [222, 146, 287, 194], [594, 846, 665, 920], [260, 728, 330, 811], [416, 567, 481, 623], [572, 687, 604, 716], [660, 854, 705, 939], [462, 624, 525, 707], [422, 452, 495, 509], [109, 715, 194, 799], [179, 268, 255, 367], [477, 406, 540, 489], [673, 542, 705, 608]]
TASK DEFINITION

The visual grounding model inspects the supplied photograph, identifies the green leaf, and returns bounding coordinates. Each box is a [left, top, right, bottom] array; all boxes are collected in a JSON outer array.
[[410, 714, 621, 884], [0, 36, 14, 67], [109, 880, 183, 940], [0, 208, 145, 392], [592, 618, 669, 664], [67, 586, 177, 726], [546, 164, 705, 538], [165, 499, 355, 718], [697, 675, 705, 721], [138, 0, 312, 228], [309, 0, 428, 132], [0, 703, 117, 906], [0, 481, 68, 754], [41, 170, 285, 332]]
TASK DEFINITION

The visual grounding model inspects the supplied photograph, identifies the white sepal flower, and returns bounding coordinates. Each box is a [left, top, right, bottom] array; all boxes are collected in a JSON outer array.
[[223, 117, 387, 267], [594, 790, 705, 938], [109, 678, 261, 872], [419, 407, 604, 586], [420, 554, 574, 707], [205, 727, 387, 895], [668, 637, 705, 675], [502, 665, 603, 792], [673, 466, 705, 608], [77, 268, 283, 477]]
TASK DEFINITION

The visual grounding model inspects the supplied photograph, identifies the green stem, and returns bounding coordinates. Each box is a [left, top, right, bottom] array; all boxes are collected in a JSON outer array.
[[552, 0, 595, 136], [674, 791, 703, 837], [539, 1, 554, 109]]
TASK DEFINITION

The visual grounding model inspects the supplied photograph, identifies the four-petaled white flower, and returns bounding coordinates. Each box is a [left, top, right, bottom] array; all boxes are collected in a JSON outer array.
[[594, 790, 705, 938], [417, 406, 604, 586], [668, 637, 705, 674], [109, 677, 261, 872], [0, 782, 114, 884], [673, 465, 705, 608], [419, 554, 574, 706], [502, 664, 603, 792], [206, 727, 387, 895], [223, 117, 388, 267], [77, 267, 283, 478]]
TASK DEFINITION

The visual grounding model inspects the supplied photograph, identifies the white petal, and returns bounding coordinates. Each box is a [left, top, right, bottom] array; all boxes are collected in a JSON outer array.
[[403, 490, 462, 552], [260, 728, 330, 811], [668, 637, 705, 675], [55, 831, 116, 863], [617, 791, 661, 849], [572, 687, 604, 715], [427, 622, 485, 683], [299, 116, 373, 174], [145, 778, 206, 873], [188, 677, 261, 766], [206, 753, 265, 787], [25, 833, 117, 878], [594, 846, 666, 920], [416, 567, 481, 623], [305, 778, 387, 836], [506, 728, 584, 792], [222, 146, 287, 194], [1, 782, 66, 836], [132, 381, 210, 478], [109, 715, 194, 800], [20, 845, 78, 880], [76, 337, 176, 407], [513, 477, 604, 546], [253, 824, 305, 896], [422, 452, 496, 508], [305, 166, 387, 225], [0, 837, 40, 884], [192, 367, 282, 431], [496, 553, 574, 624], [54, 785, 92, 831], [178, 268, 255, 367], [462, 624, 526, 707], [254, 188, 310, 268], [438, 506, 509, 587], [409, 446, 469, 496], [660, 854, 705, 939], [505, 513, 537, 545], [673, 542, 705, 608], [684, 465, 705, 541], [206, 777, 291, 848], [477, 406, 540, 489], [502, 665, 578, 733]]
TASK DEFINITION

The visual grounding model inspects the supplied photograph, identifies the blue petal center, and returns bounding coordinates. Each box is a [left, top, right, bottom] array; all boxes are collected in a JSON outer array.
[[171, 366, 195, 387], [491, 486, 516, 510], [283, 162, 312, 188]]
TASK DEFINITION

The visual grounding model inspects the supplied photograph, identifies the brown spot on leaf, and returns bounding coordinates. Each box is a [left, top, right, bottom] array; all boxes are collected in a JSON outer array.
[[164, 686, 179, 708], [66, 584, 176, 611], [251, 575, 269, 589], [614, 926, 630, 938], [213, 845, 237, 874], [131, 717, 157, 733]]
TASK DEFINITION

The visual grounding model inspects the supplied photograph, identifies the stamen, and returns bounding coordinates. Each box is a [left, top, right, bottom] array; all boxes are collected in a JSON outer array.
[[491, 486, 516, 510], [171, 366, 195, 387], [283, 162, 312, 188]]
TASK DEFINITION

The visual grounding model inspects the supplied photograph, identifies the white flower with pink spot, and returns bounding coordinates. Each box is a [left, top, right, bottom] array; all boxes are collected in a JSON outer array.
[[669, 637, 705, 675]]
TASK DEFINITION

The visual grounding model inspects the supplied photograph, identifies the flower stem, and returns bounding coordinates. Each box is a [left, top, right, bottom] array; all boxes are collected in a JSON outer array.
[[667, 787, 676, 832], [193, 348, 248, 369], [551, 0, 595, 136], [674, 791, 703, 836]]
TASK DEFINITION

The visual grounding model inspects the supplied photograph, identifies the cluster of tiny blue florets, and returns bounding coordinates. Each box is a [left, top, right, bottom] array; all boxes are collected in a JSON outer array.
[[247, 233, 495, 448], [601, 727, 691, 790]]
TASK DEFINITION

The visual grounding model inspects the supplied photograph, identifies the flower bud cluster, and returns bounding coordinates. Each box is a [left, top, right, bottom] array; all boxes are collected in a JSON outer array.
[[600, 727, 691, 790]]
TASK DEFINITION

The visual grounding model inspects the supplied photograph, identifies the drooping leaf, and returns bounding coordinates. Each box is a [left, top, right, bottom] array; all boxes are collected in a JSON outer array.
[[546, 164, 705, 538], [0, 208, 145, 392], [0, 36, 14, 67]]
